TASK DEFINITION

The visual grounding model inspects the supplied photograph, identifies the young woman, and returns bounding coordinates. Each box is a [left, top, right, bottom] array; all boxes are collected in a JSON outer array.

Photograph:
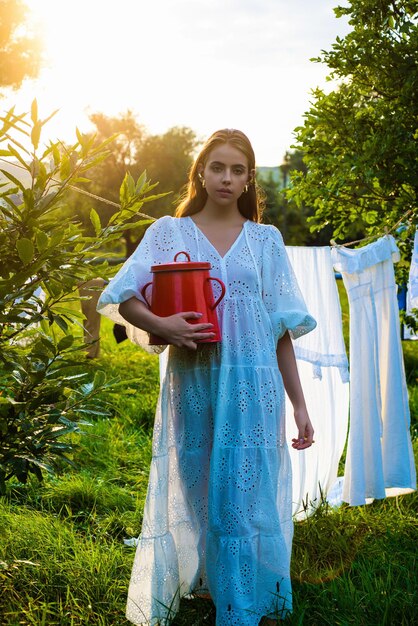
[[97, 129, 316, 626]]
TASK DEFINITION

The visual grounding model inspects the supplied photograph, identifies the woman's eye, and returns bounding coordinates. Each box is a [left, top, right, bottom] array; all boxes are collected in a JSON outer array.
[[234, 169, 244, 175]]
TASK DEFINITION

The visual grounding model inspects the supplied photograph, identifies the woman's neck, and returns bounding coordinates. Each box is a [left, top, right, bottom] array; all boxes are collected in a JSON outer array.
[[195, 201, 244, 225]]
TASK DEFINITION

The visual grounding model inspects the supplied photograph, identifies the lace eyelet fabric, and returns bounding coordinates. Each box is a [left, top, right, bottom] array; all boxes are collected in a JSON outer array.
[[97, 216, 316, 625]]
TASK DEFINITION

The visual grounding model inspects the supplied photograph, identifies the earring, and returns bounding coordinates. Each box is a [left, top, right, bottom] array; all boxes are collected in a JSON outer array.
[[243, 184, 249, 193], [198, 173, 206, 188]]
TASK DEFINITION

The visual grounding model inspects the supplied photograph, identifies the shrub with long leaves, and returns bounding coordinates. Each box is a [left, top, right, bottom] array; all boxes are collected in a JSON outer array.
[[0, 101, 162, 492]]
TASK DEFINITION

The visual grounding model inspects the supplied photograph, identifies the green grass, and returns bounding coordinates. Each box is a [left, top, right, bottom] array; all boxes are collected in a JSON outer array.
[[0, 316, 417, 625], [291, 491, 418, 625]]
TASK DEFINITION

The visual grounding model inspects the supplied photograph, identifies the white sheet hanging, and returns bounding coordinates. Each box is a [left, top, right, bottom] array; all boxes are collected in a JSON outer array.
[[332, 236, 416, 506], [285, 246, 349, 518], [404, 228, 418, 340]]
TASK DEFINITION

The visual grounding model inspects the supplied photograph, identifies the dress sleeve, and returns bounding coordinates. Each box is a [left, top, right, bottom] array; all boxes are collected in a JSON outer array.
[[96, 216, 176, 354], [262, 225, 317, 343]]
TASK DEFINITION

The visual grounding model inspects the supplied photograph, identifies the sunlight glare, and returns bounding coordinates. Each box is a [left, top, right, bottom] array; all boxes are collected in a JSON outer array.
[[4, 0, 351, 163], [22, 0, 178, 144]]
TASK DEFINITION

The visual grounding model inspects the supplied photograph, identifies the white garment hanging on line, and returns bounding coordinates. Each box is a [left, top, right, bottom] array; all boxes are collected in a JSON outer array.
[[404, 228, 418, 340], [408, 229, 418, 301], [285, 246, 349, 519], [332, 236, 416, 506]]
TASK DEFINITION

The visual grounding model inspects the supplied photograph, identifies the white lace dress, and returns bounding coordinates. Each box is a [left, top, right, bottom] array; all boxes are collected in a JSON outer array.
[[97, 216, 316, 626]]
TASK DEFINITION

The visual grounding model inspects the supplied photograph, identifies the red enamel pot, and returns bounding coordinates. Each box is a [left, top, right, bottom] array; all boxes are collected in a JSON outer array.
[[141, 251, 226, 345]]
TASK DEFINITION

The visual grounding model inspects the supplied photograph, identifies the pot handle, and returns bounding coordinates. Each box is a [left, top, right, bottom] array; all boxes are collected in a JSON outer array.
[[174, 251, 191, 262], [207, 277, 226, 310], [140, 282, 153, 307]]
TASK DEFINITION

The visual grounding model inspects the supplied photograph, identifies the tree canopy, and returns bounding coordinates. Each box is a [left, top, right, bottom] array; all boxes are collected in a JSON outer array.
[[289, 0, 417, 246], [257, 151, 334, 245], [0, 0, 42, 89], [70, 112, 197, 255]]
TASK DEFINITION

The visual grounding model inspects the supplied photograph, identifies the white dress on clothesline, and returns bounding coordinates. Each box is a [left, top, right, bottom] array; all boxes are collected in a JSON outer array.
[[97, 216, 316, 626], [332, 236, 416, 506], [405, 228, 418, 340]]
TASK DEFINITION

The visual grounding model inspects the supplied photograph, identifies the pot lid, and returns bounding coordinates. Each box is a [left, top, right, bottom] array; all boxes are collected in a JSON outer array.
[[151, 261, 212, 273]]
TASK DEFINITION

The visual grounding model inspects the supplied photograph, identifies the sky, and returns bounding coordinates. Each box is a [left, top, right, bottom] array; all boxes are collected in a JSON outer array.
[[2, 0, 351, 165]]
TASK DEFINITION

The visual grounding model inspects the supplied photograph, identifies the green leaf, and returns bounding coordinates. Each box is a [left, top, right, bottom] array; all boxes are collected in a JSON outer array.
[[57, 334, 74, 351], [141, 192, 170, 204], [20, 455, 54, 474], [30, 158, 40, 178], [31, 122, 41, 150], [40, 319, 50, 334], [54, 316, 68, 332], [93, 369, 106, 388], [29, 464, 43, 481], [0, 168, 26, 192], [41, 109, 59, 127], [78, 152, 109, 172], [40, 336, 57, 355], [59, 155, 71, 180], [76, 127, 85, 146], [90, 208, 101, 236], [7, 134, 31, 155], [16, 238, 35, 264], [52, 144, 60, 166], [23, 188, 34, 211], [119, 172, 132, 206], [135, 170, 147, 193], [35, 229, 49, 252], [7, 144, 31, 172], [127, 173, 135, 197], [31, 99, 38, 124], [46, 280, 63, 297], [34, 161, 48, 190]]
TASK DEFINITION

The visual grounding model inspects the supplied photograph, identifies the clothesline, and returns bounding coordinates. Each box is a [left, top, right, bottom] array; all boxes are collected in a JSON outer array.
[[330, 208, 415, 248], [0, 156, 156, 222], [1, 156, 415, 243], [68, 184, 155, 221]]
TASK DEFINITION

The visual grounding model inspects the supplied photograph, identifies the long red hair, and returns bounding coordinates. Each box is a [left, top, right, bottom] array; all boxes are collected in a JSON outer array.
[[175, 129, 265, 222]]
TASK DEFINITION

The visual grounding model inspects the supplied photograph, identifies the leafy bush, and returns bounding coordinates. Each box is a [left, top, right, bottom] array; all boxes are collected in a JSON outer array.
[[0, 101, 162, 492]]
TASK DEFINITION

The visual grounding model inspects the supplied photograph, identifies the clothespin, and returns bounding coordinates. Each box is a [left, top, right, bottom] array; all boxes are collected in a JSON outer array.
[[330, 239, 338, 247]]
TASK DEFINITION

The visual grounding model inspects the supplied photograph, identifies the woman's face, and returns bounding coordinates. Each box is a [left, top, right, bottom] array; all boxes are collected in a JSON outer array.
[[200, 143, 250, 207]]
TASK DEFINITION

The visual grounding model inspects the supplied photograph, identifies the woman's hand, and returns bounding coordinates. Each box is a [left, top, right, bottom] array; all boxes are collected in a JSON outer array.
[[291, 408, 315, 450], [118, 299, 215, 351], [155, 311, 215, 350], [276, 333, 315, 451]]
